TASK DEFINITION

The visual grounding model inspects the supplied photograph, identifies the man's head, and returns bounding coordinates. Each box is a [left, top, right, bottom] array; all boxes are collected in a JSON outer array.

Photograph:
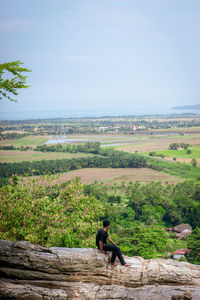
[[103, 220, 110, 229]]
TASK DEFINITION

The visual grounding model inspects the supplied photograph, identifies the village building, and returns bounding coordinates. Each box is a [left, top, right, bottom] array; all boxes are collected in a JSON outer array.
[[173, 248, 190, 260], [98, 127, 108, 132]]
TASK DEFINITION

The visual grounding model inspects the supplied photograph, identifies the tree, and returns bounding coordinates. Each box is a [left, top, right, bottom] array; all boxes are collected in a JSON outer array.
[[0, 60, 31, 102], [0, 177, 104, 247], [149, 151, 156, 156], [186, 227, 200, 265], [169, 143, 179, 150], [114, 224, 172, 259], [186, 149, 192, 155], [191, 158, 198, 167]]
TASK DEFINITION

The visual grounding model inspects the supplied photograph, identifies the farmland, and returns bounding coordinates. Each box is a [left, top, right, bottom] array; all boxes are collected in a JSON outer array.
[[115, 135, 200, 154], [140, 145, 200, 165], [1, 115, 200, 181], [0, 135, 52, 147], [0, 150, 95, 163], [46, 168, 184, 185]]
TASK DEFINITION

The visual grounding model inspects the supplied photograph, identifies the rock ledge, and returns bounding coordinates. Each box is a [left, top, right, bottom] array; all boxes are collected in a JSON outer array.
[[0, 240, 200, 299]]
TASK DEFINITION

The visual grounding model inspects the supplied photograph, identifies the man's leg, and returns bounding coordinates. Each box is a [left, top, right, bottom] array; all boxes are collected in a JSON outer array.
[[115, 246, 126, 265], [103, 244, 117, 263], [103, 244, 126, 265]]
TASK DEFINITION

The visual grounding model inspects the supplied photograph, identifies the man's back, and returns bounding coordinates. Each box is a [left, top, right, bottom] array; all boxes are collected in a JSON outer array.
[[96, 228, 108, 248]]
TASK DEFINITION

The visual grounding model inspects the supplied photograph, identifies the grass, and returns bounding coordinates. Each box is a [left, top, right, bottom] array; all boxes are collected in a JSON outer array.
[[0, 135, 52, 147], [147, 157, 200, 181], [142, 145, 200, 159], [0, 150, 95, 163]]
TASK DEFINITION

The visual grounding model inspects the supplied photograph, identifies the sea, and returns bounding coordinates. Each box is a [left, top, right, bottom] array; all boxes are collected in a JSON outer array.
[[0, 108, 199, 121]]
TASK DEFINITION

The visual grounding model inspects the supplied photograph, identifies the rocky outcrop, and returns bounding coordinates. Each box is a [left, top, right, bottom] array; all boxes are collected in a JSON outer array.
[[0, 240, 200, 299]]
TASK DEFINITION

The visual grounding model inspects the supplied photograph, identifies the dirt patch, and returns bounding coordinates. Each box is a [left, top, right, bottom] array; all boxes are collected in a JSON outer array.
[[41, 168, 183, 185]]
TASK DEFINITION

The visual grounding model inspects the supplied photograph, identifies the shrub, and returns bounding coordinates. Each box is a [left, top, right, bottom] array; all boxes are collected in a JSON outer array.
[[149, 151, 156, 156], [0, 177, 104, 247], [191, 158, 198, 167]]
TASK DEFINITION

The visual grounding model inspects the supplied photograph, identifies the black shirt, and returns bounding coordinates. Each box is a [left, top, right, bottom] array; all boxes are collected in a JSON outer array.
[[96, 228, 108, 248]]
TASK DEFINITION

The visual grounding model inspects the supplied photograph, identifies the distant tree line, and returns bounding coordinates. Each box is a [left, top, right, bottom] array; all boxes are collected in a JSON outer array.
[[0, 142, 102, 153], [0, 145, 31, 151], [0, 132, 30, 140], [35, 142, 101, 154]]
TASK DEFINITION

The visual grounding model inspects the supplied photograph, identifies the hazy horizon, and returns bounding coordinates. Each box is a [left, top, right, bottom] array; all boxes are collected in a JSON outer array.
[[1, 0, 200, 116]]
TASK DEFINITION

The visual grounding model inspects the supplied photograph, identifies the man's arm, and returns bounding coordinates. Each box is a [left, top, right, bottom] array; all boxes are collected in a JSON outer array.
[[99, 240, 106, 254], [107, 236, 118, 246]]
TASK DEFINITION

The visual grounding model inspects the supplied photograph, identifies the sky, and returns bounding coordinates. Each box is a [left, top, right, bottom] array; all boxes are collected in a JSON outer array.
[[1, 0, 200, 116]]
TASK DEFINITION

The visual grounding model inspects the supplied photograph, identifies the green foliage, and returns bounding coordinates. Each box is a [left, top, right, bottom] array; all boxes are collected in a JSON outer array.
[[179, 257, 187, 262], [0, 177, 104, 247], [0, 61, 31, 102], [147, 156, 200, 181], [1, 176, 197, 260], [191, 158, 198, 167], [85, 180, 192, 259], [140, 205, 165, 225], [0, 177, 9, 187], [186, 228, 200, 265], [114, 224, 184, 259], [86, 180, 200, 229], [149, 151, 156, 156], [169, 142, 189, 150], [0, 145, 30, 151], [0, 132, 30, 141], [169, 143, 179, 150], [35, 142, 101, 154]]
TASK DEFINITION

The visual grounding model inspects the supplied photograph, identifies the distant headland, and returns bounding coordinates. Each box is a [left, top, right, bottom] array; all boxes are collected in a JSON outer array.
[[172, 104, 200, 110]]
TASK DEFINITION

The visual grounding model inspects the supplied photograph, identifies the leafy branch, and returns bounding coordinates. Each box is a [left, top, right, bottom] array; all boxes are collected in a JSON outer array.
[[0, 60, 31, 102]]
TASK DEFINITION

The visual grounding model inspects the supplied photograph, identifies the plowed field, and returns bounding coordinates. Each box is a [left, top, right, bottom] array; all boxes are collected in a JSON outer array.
[[51, 168, 183, 185]]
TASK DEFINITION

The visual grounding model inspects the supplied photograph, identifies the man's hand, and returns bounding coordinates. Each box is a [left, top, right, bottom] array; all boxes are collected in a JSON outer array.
[[107, 236, 118, 247]]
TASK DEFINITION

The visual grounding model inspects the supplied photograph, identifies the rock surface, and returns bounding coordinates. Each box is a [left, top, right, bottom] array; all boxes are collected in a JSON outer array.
[[0, 240, 200, 299]]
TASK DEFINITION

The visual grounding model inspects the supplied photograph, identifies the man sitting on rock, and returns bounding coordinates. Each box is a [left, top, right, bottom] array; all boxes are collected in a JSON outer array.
[[96, 220, 130, 267]]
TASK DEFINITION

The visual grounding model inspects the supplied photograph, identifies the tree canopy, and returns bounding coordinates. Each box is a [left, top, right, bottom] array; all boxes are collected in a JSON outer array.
[[0, 60, 31, 102]]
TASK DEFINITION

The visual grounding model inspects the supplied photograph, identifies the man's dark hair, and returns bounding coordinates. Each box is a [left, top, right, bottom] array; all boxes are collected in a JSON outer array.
[[103, 220, 110, 227]]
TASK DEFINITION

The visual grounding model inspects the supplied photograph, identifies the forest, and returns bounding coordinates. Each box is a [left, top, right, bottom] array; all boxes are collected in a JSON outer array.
[[0, 176, 199, 264]]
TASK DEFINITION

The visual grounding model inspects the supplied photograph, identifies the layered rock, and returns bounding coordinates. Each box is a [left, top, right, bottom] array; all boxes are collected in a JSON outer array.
[[0, 240, 200, 299]]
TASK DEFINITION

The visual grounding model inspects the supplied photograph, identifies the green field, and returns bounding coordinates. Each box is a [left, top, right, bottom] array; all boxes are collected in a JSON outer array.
[[0, 150, 95, 163], [143, 145, 200, 159], [0, 136, 52, 147]]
